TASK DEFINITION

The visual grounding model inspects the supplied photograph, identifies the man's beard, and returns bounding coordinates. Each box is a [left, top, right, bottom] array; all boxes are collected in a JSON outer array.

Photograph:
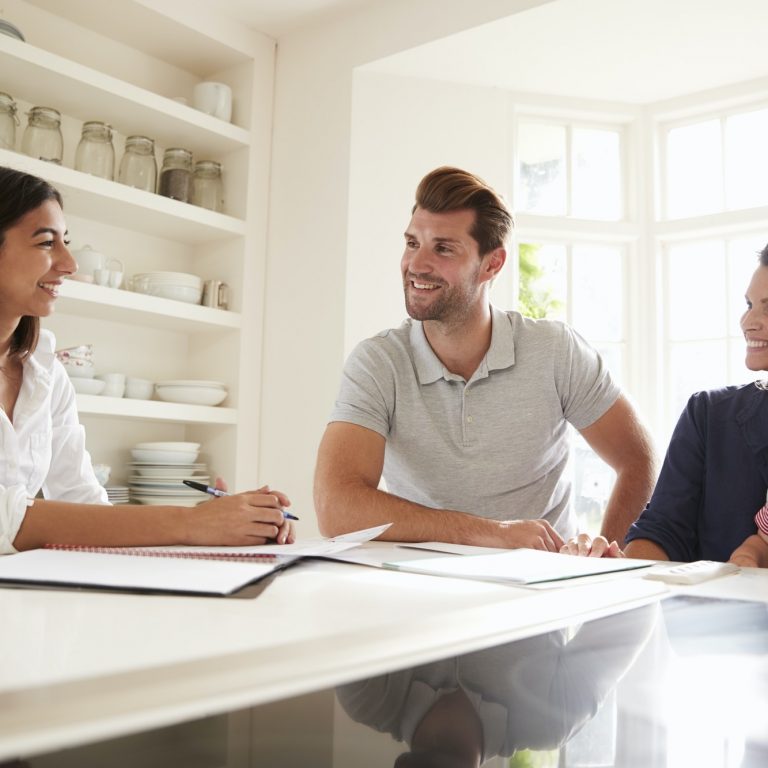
[[403, 269, 481, 325]]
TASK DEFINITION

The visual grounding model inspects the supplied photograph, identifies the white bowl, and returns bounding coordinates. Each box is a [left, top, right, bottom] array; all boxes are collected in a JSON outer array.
[[124, 378, 154, 399], [71, 378, 106, 395], [133, 271, 202, 287], [130, 448, 199, 463], [134, 441, 200, 451], [156, 379, 226, 389], [155, 385, 227, 406], [136, 283, 202, 304]]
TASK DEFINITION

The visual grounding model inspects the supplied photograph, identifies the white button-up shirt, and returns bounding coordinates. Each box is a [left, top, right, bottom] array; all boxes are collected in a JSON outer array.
[[0, 330, 107, 554]]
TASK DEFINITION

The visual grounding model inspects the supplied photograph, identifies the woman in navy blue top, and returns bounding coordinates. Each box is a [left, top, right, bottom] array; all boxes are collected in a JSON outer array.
[[624, 245, 768, 568]]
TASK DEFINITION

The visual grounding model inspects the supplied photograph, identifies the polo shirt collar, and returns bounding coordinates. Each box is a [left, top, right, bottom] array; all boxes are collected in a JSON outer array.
[[410, 305, 517, 385]]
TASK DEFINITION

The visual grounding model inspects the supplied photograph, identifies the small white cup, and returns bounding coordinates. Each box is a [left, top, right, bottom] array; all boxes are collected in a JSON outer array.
[[96, 373, 126, 398], [124, 377, 154, 399], [93, 268, 109, 286], [192, 81, 232, 122]]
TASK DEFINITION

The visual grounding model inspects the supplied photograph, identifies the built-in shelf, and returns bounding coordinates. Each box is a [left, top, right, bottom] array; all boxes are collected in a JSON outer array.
[[0, 149, 246, 243], [0, 35, 251, 155], [58, 280, 241, 332], [76, 394, 237, 424]]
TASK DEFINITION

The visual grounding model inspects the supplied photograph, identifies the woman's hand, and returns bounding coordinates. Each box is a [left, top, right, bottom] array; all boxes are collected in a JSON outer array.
[[184, 478, 295, 546], [560, 533, 625, 558]]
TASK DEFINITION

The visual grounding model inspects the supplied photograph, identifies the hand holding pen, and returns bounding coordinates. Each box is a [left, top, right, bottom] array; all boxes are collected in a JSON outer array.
[[182, 478, 296, 546], [183, 479, 299, 520]]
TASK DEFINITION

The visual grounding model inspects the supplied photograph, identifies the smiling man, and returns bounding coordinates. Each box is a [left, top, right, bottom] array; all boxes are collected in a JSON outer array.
[[314, 167, 656, 551]]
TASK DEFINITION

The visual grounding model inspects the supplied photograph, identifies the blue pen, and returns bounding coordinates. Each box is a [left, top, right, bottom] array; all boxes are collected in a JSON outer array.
[[183, 479, 299, 521]]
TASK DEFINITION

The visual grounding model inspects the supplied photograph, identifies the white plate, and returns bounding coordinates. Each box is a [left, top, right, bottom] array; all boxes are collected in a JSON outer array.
[[133, 441, 200, 451], [128, 464, 205, 477], [128, 474, 209, 483], [127, 486, 203, 496], [131, 496, 204, 507], [155, 386, 227, 406], [71, 378, 106, 395], [130, 449, 199, 463]]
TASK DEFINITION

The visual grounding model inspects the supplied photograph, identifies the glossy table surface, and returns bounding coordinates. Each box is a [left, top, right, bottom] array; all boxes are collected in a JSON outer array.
[[1, 543, 765, 762]]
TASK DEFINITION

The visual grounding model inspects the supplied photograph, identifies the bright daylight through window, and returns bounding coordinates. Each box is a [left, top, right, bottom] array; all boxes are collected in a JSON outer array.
[[513, 103, 768, 536]]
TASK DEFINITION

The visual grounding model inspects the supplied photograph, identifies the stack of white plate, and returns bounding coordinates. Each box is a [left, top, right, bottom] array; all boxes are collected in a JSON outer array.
[[155, 380, 228, 406], [128, 442, 209, 506], [131, 271, 202, 304], [105, 486, 130, 504]]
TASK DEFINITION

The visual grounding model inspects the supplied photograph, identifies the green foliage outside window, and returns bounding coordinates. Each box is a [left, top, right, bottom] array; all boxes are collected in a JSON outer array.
[[508, 748, 559, 768], [517, 242, 562, 319]]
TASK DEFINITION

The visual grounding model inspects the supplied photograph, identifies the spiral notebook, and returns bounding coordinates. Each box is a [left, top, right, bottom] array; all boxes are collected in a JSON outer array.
[[0, 524, 391, 596]]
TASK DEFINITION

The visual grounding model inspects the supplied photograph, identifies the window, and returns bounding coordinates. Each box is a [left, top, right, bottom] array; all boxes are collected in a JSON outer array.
[[517, 120, 623, 220], [663, 107, 768, 218], [661, 234, 763, 435]]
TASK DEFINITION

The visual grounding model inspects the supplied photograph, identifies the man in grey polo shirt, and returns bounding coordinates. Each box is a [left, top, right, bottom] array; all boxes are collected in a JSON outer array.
[[314, 167, 656, 552]]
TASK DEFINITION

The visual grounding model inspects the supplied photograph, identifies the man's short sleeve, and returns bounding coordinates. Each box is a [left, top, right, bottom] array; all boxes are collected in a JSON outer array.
[[328, 339, 396, 438], [555, 323, 620, 430]]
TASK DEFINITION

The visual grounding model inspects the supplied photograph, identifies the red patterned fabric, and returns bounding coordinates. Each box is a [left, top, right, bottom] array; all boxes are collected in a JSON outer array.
[[755, 504, 768, 536]]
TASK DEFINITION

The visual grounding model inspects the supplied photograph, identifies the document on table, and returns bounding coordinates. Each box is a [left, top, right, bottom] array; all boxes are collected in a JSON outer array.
[[0, 524, 391, 597], [383, 549, 656, 585]]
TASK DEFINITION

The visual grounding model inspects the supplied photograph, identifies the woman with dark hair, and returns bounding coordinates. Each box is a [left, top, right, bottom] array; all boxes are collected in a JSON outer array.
[[0, 166, 294, 554]]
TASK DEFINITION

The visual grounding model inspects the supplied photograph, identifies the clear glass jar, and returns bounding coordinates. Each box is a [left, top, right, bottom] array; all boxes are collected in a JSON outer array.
[[75, 121, 115, 180], [118, 135, 157, 192], [190, 160, 223, 212], [21, 106, 63, 164], [0, 92, 18, 151], [158, 147, 193, 202]]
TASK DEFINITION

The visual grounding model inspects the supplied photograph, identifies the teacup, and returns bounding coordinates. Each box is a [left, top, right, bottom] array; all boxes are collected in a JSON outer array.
[[192, 81, 232, 122], [124, 377, 154, 399], [96, 372, 126, 398]]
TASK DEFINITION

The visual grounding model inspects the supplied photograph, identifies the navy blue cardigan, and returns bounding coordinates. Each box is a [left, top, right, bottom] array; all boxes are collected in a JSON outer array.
[[626, 383, 767, 562]]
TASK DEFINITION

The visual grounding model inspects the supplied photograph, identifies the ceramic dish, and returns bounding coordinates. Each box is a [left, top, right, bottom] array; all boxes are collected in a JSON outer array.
[[131, 496, 203, 507], [154, 385, 227, 406], [129, 477, 210, 487], [156, 379, 226, 388], [129, 472, 209, 481], [71, 378, 106, 395], [128, 463, 205, 477], [130, 448, 199, 464], [134, 441, 200, 452]]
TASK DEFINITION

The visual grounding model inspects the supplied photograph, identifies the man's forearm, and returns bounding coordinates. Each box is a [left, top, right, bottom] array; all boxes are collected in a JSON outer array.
[[315, 480, 499, 545]]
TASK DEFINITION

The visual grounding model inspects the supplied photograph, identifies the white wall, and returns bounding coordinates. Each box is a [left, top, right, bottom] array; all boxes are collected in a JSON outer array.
[[346, 71, 512, 352], [260, 0, 551, 534]]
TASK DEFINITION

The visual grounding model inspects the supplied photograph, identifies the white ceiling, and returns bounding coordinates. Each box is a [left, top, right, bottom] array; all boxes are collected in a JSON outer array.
[[213, 0, 383, 37], [215, 0, 768, 105], [363, 0, 768, 104]]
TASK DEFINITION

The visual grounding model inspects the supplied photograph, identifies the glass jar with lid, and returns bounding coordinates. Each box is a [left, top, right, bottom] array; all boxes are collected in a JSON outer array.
[[158, 148, 193, 202], [21, 106, 63, 164], [0, 92, 18, 151], [75, 121, 115, 180], [118, 135, 157, 192], [190, 160, 223, 212]]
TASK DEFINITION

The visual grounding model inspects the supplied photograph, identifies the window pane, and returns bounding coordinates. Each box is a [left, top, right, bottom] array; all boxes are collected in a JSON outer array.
[[517, 123, 567, 215], [667, 241, 726, 340], [518, 242, 566, 321], [572, 128, 622, 220], [571, 245, 623, 341], [668, 340, 727, 427], [725, 109, 768, 210], [666, 120, 723, 218], [595, 344, 624, 387]]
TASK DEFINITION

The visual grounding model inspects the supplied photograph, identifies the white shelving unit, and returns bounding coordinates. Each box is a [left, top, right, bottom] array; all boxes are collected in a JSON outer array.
[[0, 0, 275, 489]]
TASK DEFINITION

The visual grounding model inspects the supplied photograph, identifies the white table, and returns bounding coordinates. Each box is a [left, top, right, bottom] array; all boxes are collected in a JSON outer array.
[[0, 544, 764, 761]]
